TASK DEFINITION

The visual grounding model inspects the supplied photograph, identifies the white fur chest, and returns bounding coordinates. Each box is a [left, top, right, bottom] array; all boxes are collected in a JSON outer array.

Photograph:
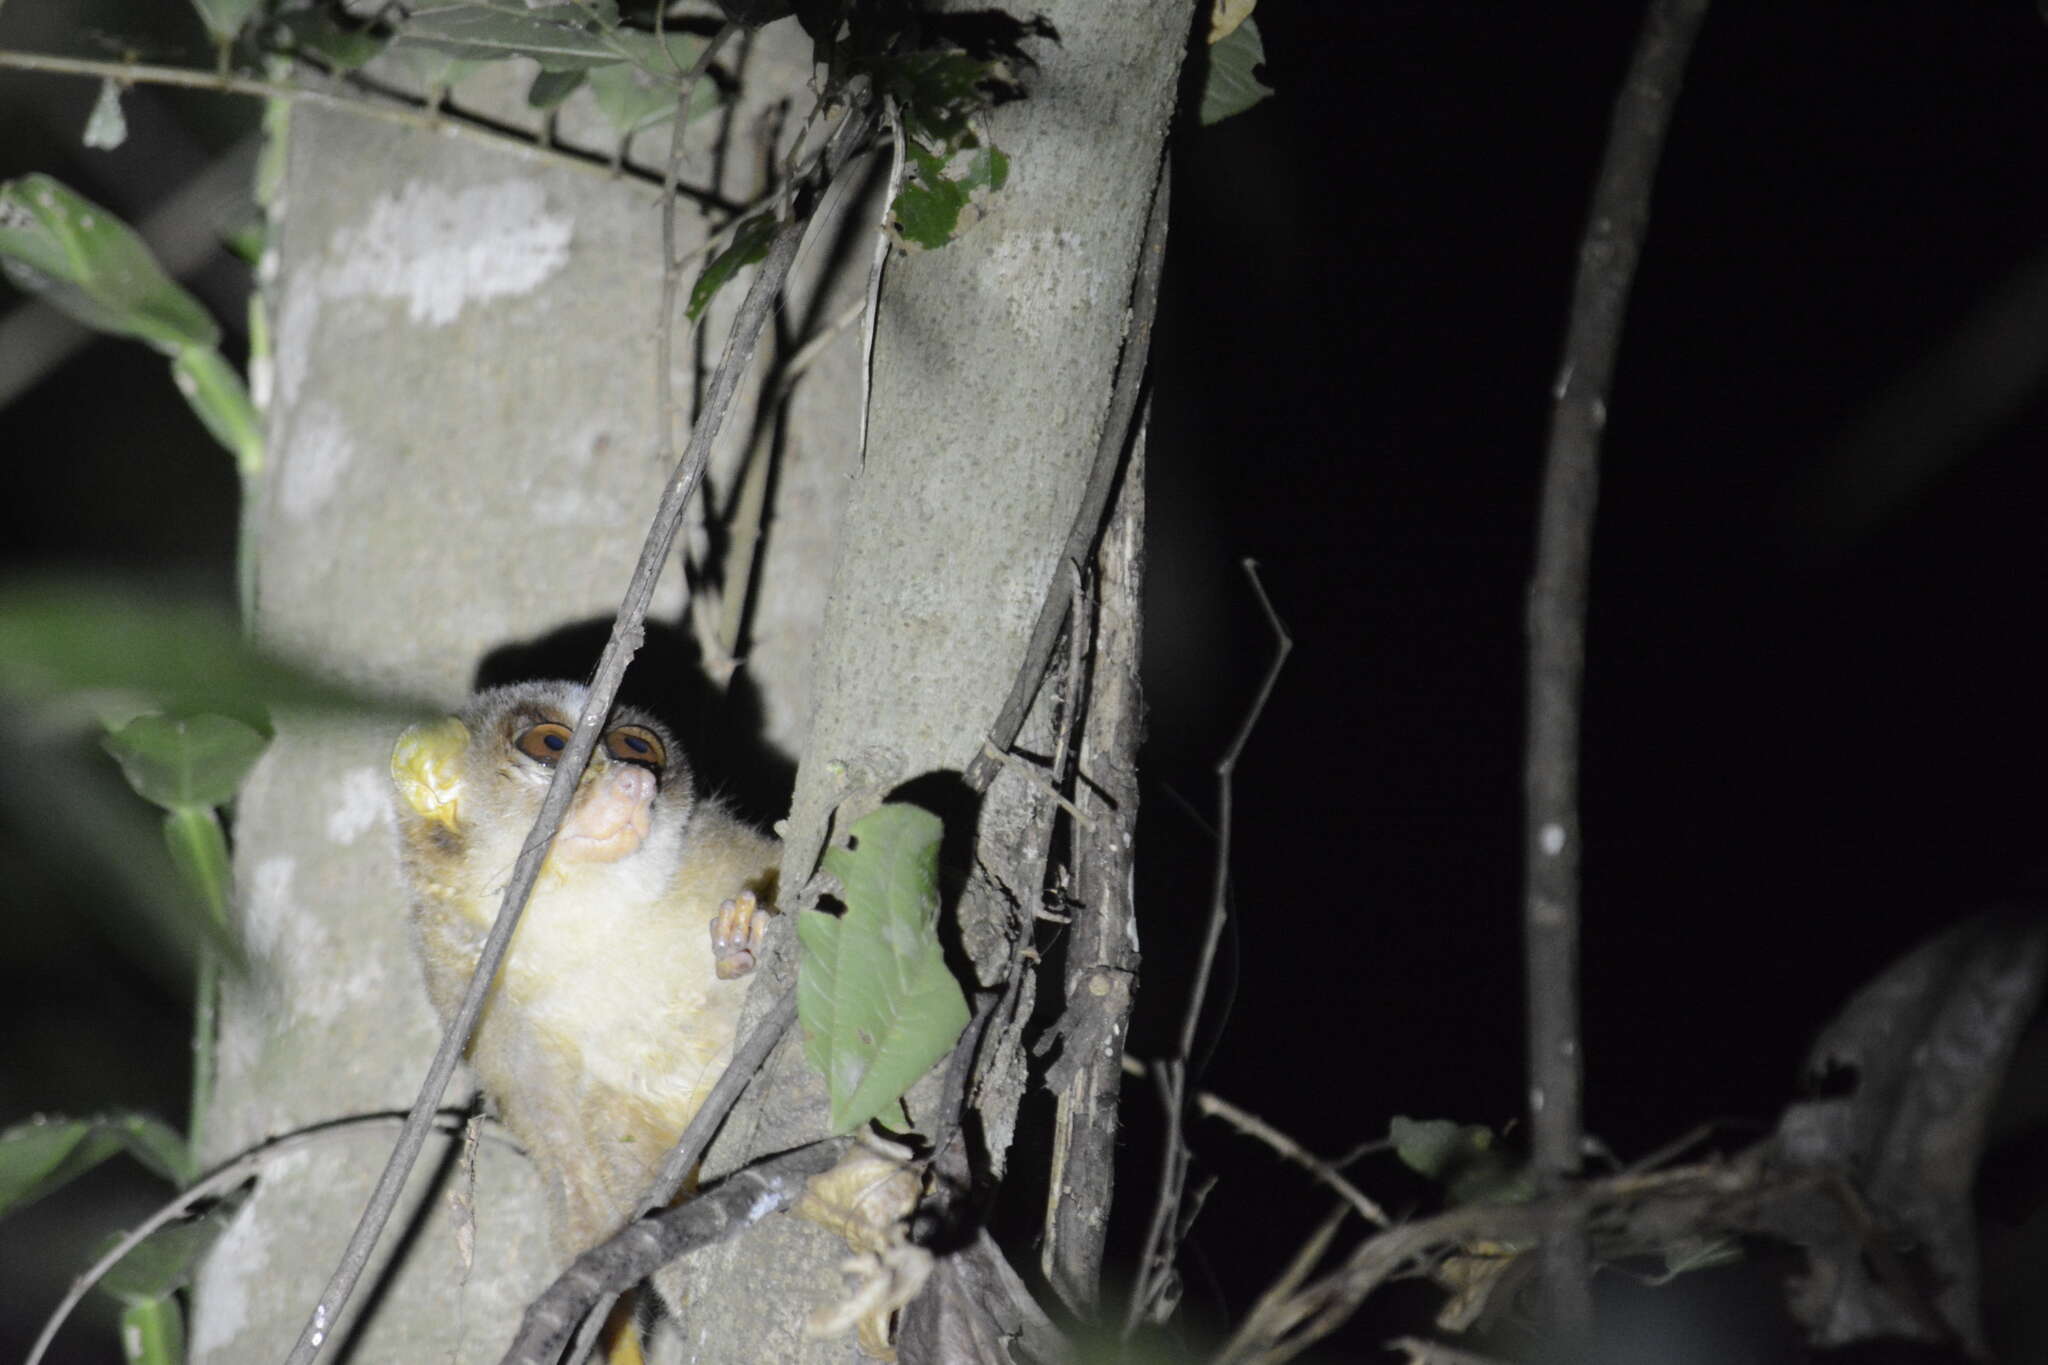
[[498, 859, 738, 1116]]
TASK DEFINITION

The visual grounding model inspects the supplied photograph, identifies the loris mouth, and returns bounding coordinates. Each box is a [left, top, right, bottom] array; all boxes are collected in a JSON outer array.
[[554, 764, 657, 863]]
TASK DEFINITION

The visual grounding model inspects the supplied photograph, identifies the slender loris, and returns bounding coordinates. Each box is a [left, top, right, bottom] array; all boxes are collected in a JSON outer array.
[[388, 680, 778, 1273]]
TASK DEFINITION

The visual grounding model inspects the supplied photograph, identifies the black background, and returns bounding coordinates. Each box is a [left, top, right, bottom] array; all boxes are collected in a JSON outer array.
[[9, 2, 2048, 1360]]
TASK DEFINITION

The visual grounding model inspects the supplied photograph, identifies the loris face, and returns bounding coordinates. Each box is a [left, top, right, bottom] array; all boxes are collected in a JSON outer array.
[[390, 681, 697, 906]]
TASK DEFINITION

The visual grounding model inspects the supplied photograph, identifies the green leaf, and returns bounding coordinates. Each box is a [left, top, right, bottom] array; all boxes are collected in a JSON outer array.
[[104, 1113, 194, 1187], [0, 1118, 120, 1215], [0, 175, 219, 354], [0, 1113, 192, 1216], [687, 212, 777, 321], [221, 220, 265, 268], [189, 0, 260, 43], [396, 5, 622, 72], [1389, 1114, 1492, 1179], [164, 806, 235, 934], [84, 79, 128, 151], [889, 135, 1007, 250], [1388, 1115, 1534, 1207], [103, 713, 268, 811], [118, 1297, 184, 1365], [98, 1211, 232, 1304], [0, 580, 422, 720], [799, 803, 971, 1134], [1199, 17, 1274, 127], [526, 67, 587, 111], [584, 31, 716, 136], [171, 346, 263, 477], [274, 9, 391, 70]]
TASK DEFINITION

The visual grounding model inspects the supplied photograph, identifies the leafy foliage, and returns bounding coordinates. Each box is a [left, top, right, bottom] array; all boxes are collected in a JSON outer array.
[[688, 212, 778, 322], [1389, 1115, 1534, 1207], [97, 1210, 234, 1304], [103, 712, 269, 811], [798, 803, 972, 1134], [892, 139, 1006, 251], [0, 1114, 194, 1217], [0, 580, 419, 721], [0, 175, 260, 473], [0, 174, 218, 354], [1199, 17, 1274, 127]]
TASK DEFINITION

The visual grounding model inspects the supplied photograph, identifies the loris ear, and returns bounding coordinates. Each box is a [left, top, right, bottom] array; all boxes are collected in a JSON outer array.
[[392, 718, 471, 830]]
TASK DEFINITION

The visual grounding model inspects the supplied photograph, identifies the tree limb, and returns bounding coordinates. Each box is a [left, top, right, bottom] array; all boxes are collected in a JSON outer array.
[[1523, 0, 1710, 1336]]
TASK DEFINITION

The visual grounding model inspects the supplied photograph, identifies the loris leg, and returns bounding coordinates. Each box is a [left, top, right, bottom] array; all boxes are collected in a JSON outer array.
[[710, 890, 770, 980]]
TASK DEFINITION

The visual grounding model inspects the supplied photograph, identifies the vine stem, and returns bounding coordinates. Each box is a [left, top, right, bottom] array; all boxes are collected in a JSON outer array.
[[1523, 0, 1710, 1337], [24, 1112, 500, 1365], [0, 47, 730, 206]]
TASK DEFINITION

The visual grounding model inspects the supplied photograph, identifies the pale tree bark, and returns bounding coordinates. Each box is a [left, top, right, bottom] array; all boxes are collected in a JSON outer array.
[[191, 1, 1189, 1358]]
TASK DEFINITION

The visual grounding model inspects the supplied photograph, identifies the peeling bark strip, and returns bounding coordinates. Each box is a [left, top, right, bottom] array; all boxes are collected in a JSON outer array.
[[1043, 429, 1146, 1312], [1523, 0, 1711, 1338]]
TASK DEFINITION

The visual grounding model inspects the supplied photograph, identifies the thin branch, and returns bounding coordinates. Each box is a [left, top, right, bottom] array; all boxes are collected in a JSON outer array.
[[560, 987, 799, 1365], [1183, 560, 1290, 1064], [655, 24, 741, 472], [281, 87, 878, 1365], [1214, 1150, 1795, 1365], [1125, 1057, 1195, 1334], [0, 47, 731, 207], [25, 1111, 493, 1365], [1115, 1055, 1389, 1229], [715, 296, 867, 665], [1523, 0, 1709, 1338], [1127, 559, 1292, 1333], [501, 1138, 854, 1365], [858, 96, 907, 464], [1384, 1337, 1517, 1365], [963, 160, 1172, 796]]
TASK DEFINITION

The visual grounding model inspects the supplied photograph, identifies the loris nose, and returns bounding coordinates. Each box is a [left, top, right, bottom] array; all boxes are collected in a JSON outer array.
[[602, 763, 657, 801]]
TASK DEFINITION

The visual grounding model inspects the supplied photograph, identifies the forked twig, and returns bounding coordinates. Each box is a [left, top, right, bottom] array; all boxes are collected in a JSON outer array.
[[1117, 1055, 1390, 1229], [1125, 560, 1292, 1334]]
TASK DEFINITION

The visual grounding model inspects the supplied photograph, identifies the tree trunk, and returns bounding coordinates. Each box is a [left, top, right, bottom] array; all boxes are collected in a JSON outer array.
[[191, 1, 1188, 1357]]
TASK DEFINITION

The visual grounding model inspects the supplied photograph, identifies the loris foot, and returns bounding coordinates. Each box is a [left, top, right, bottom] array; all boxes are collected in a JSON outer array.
[[711, 890, 770, 980]]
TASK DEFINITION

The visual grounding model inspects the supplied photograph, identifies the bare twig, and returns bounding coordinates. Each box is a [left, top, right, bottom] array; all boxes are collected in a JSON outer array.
[[858, 96, 908, 465], [1117, 1055, 1390, 1230], [713, 295, 867, 666], [25, 1111, 495, 1365], [1215, 1151, 1790, 1365], [1523, 0, 1710, 1337], [501, 1138, 854, 1365], [559, 987, 799, 1365], [1384, 1337, 1517, 1365], [281, 87, 878, 1365], [0, 48, 730, 205], [1183, 561, 1290, 1065], [1126, 560, 1292, 1333], [655, 26, 740, 471]]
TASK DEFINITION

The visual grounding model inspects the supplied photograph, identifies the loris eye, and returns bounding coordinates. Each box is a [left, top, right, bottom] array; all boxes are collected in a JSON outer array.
[[605, 725, 667, 770], [514, 722, 573, 763]]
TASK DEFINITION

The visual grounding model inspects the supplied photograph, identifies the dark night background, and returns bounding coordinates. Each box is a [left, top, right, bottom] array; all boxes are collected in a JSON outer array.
[[8, 2, 2048, 1360]]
